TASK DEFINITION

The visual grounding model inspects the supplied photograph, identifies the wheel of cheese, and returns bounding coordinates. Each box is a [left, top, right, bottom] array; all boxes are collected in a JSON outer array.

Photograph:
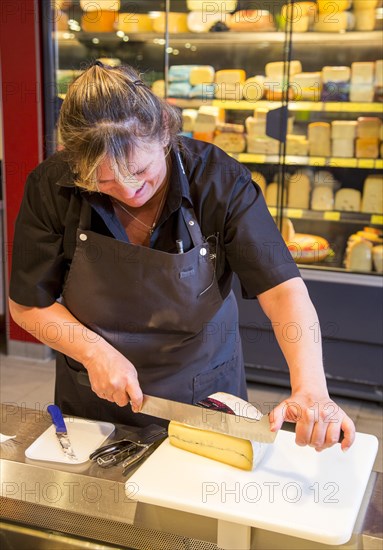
[[287, 234, 331, 263], [228, 10, 275, 31], [168, 392, 268, 471]]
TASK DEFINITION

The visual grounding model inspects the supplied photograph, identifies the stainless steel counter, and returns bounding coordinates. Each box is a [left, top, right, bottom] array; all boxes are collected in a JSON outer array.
[[0, 404, 381, 550]]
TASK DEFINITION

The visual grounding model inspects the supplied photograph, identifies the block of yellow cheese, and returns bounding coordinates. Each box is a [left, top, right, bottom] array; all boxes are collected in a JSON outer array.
[[344, 238, 373, 271], [308, 123, 331, 157], [351, 62, 375, 84], [314, 11, 348, 32], [331, 121, 357, 140], [357, 117, 381, 139], [288, 173, 311, 209], [190, 66, 215, 86], [362, 175, 383, 214], [356, 138, 379, 159], [332, 139, 354, 158], [213, 132, 246, 153], [168, 392, 268, 471], [335, 188, 362, 212], [311, 185, 334, 210]]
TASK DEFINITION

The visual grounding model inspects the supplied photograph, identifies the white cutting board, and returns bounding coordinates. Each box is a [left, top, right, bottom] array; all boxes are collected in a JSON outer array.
[[25, 418, 115, 464], [128, 431, 378, 546]]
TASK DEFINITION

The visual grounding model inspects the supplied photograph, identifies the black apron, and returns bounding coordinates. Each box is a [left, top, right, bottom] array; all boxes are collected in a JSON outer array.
[[56, 156, 247, 426]]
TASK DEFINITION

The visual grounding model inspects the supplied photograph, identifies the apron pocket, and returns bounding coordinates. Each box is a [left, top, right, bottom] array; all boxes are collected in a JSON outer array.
[[192, 356, 239, 404]]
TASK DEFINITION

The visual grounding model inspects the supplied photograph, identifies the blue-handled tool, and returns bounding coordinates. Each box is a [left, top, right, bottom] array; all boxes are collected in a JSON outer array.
[[47, 405, 78, 461]]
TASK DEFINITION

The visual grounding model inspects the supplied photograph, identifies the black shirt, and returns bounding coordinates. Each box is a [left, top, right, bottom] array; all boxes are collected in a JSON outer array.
[[9, 137, 300, 307]]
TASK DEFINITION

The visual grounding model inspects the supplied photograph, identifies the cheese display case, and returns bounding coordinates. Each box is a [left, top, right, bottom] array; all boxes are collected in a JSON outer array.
[[44, 0, 382, 400]]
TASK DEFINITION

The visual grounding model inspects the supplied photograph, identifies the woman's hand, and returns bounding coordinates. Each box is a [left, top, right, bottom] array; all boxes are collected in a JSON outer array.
[[83, 341, 143, 411], [269, 393, 356, 452]]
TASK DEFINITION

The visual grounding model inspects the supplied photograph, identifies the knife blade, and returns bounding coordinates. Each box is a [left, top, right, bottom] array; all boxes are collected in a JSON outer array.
[[140, 395, 277, 444], [47, 405, 78, 461]]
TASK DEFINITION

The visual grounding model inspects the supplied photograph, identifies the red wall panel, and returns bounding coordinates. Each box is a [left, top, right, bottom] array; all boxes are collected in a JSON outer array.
[[0, 0, 44, 342]]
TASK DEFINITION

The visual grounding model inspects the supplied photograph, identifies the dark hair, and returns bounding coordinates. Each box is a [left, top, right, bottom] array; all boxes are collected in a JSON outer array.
[[58, 63, 182, 190]]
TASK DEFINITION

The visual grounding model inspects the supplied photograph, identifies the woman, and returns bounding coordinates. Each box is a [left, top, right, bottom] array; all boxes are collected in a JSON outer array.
[[9, 62, 355, 451]]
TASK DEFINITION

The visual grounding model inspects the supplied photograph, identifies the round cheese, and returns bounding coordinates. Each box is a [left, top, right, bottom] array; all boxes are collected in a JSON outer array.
[[287, 234, 331, 263]]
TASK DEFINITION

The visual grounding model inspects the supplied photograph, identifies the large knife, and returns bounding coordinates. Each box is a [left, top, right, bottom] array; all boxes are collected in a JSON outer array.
[[140, 395, 277, 444], [47, 405, 78, 461]]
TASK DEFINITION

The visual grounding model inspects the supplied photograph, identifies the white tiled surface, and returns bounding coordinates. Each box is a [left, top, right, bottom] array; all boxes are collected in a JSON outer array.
[[0, 352, 381, 472]]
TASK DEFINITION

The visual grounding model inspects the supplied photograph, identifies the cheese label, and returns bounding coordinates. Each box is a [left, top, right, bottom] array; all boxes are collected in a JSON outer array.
[[332, 158, 356, 168], [286, 208, 303, 218], [371, 215, 383, 225], [324, 211, 341, 221], [357, 159, 375, 169]]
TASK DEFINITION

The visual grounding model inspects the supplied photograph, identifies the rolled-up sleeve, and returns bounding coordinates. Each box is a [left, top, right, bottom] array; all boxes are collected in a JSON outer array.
[[9, 171, 67, 307], [224, 174, 301, 298]]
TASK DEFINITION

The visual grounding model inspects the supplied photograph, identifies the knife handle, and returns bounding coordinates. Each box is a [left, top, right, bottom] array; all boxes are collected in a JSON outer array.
[[47, 405, 67, 433]]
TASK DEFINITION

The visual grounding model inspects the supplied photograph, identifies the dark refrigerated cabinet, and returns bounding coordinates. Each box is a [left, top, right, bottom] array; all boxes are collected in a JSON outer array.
[[44, 0, 383, 401]]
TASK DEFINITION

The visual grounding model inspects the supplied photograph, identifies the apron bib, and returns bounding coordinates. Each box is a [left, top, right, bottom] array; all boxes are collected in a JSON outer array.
[[57, 159, 247, 425]]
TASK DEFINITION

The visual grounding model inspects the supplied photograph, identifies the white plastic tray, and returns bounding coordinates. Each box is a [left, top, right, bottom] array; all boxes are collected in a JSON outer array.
[[25, 417, 115, 464]]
